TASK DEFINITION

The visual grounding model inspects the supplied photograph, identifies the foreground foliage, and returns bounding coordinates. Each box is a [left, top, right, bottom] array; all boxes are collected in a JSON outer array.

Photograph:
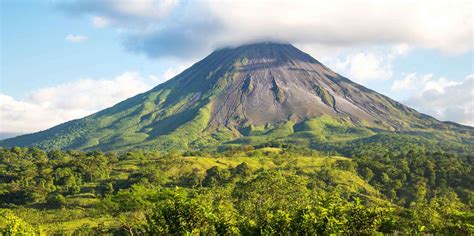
[[0, 146, 472, 235]]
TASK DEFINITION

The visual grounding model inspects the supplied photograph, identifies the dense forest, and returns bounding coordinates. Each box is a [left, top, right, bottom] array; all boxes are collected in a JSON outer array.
[[0, 144, 472, 235]]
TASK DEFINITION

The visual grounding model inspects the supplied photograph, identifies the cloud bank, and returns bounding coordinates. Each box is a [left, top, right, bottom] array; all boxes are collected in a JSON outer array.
[[392, 74, 474, 126], [0, 72, 157, 138], [60, 0, 473, 58]]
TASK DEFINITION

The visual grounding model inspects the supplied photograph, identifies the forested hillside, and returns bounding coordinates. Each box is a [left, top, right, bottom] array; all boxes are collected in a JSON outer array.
[[1, 146, 472, 234]]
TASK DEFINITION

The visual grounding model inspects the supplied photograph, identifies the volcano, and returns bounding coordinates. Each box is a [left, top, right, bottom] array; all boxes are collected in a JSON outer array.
[[2, 42, 472, 151]]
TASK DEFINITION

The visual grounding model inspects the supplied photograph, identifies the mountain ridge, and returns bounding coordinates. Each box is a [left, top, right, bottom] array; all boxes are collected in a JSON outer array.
[[2, 42, 473, 151]]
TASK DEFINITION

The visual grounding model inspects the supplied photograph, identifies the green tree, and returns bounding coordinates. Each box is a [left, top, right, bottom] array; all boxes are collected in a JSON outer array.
[[146, 191, 210, 234], [46, 193, 66, 208], [233, 162, 252, 179], [202, 166, 230, 187], [0, 209, 38, 235], [233, 171, 309, 234]]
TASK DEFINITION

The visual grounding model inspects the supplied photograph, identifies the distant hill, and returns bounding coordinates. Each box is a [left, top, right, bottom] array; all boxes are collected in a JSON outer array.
[[2, 42, 473, 151]]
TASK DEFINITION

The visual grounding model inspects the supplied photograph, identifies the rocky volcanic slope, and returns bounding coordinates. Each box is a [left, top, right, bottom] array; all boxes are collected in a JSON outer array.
[[2, 43, 472, 151]]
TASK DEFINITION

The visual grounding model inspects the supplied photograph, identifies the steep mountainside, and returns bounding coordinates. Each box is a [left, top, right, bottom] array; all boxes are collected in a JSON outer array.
[[2, 43, 473, 151]]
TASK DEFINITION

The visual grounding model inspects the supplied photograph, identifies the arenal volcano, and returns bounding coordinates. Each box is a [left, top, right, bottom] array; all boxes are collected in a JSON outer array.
[[2, 42, 472, 151]]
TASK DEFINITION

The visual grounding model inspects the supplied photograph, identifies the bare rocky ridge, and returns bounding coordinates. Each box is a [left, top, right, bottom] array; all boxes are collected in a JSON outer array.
[[202, 43, 437, 131]]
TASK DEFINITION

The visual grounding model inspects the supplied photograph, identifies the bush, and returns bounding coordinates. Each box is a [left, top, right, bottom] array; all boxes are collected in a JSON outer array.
[[0, 209, 38, 235], [47, 193, 66, 208]]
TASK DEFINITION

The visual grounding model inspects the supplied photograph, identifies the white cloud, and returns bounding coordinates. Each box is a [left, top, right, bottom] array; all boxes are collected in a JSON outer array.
[[348, 53, 393, 82], [317, 43, 413, 83], [321, 44, 411, 83], [163, 63, 192, 80], [61, 0, 472, 58], [390, 44, 411, 57], [0, 72, 157, 136], [65, 34, 88, 43], [92, 16, 110, 28], [61, 0, 179, 27], [393, 74, 473, 126], [392, 73, 428, 91], [392, 73, 462, 93]]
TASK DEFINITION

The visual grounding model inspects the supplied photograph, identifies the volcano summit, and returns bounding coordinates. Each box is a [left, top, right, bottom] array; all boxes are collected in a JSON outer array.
[[2, 43, 472, 151]]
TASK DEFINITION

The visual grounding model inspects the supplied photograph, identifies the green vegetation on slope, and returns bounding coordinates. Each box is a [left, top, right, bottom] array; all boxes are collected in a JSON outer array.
[[223, 116, 473, 157]]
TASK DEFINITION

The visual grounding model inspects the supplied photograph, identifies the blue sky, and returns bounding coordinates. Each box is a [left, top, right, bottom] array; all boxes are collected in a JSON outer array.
[[2, 1, 172, 98], [1, 0, 473, 137]]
